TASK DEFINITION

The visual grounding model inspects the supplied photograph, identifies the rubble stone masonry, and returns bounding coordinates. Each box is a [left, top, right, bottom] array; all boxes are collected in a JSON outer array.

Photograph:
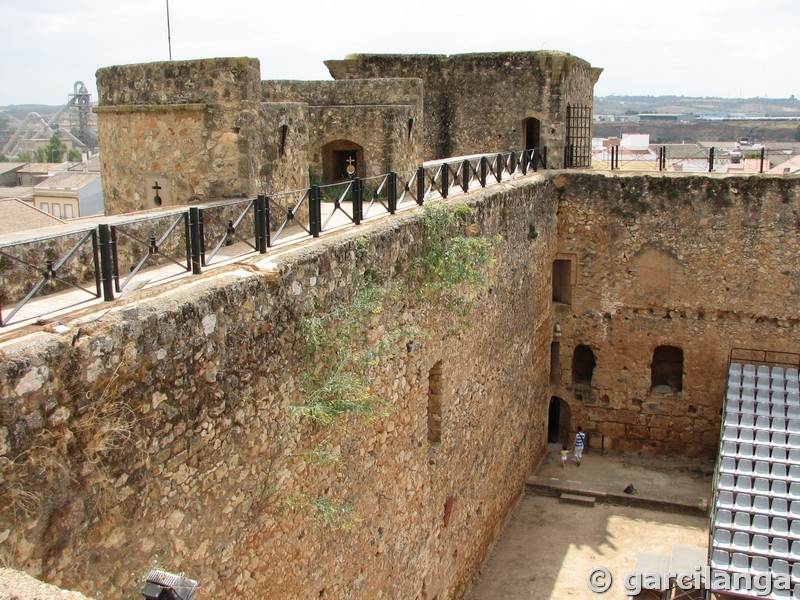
[[0, 178, 555, 599], [1, 172, 799, 598], [551, 173, 800, 458]]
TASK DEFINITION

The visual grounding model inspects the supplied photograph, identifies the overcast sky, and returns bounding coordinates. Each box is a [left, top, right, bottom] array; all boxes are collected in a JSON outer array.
[[1, 0, 797, 106]]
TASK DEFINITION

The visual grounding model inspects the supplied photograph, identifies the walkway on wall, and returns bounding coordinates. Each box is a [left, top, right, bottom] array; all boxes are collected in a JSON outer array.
[[0, 154, 543, 343], [0, 198, 382, 341]]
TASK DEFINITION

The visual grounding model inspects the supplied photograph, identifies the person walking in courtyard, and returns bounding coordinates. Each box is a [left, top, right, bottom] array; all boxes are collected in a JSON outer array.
[[572, 426, 586, 466], [560, 445, 569, 469]]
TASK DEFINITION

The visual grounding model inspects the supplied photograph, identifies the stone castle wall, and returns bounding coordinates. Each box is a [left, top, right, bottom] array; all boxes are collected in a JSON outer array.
[[262, 79, 424, 180], [256, 101, 310, 194], [0, 178, 557, 599], [3, 173, 800, 598], [324, 51, 602, 165], [94, 52, 600, 216], [551, 173, 800, 458], [95, 58, 264, 214]]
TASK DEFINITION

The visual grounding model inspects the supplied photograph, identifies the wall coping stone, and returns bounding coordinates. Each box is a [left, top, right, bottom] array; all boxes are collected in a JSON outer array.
[[93, 103, 207, 114]]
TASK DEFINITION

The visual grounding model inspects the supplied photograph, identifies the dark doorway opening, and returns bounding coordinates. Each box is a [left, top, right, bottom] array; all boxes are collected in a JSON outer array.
[[321, 139, 365, 183], [523, 117, 541, 150], [548, 396, 571, 444]]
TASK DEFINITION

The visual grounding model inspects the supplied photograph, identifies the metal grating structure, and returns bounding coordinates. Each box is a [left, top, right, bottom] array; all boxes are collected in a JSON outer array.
[[565, 104, 592, 168]]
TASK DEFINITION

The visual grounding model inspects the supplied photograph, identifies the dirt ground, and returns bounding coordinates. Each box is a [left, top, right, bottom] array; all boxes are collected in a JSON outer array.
[[463, 446, 714, 600]]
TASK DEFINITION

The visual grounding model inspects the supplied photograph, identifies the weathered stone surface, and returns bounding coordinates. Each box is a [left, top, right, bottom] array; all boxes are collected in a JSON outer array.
[[325, 51, 601, 164], [550, 173, 800, 459], [1, 172, 798, 598], [0, 178, 554, 599], [0, 568, 94, 600]]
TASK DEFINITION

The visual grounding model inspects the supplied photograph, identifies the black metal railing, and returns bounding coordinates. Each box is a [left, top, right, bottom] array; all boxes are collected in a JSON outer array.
[[0, 228, 101, 326], [197, 197, 259, 267], [596, 145, 796, 174], [108, 212, 191, 296], [0, 147, 546, 328]]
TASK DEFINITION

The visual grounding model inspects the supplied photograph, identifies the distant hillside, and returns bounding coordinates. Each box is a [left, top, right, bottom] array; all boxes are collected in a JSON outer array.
[[0, 104, 63, 119], [593, 120, 800, 144], [595, 95, 800, 116]]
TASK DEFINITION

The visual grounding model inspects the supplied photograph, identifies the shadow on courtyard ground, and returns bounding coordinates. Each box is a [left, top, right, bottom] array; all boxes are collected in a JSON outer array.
[[464, 446, 714, 600]]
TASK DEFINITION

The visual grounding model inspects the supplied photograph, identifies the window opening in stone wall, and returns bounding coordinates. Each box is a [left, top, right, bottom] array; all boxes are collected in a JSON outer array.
[[279, 125, 289, 157], [407, 118, 414, 141], [552, 259, 572, 304], [572, 344, 596, 385], [428, 360, 443, 445], [550, 342, 560, 384], [523, 117, 541, 150], [651, 345, 683, 393]]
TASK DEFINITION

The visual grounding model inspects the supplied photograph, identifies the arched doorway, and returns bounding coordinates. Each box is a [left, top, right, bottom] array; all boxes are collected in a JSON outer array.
[[321, 139, 365, 183], [548, 396, 571, 445], [523, 117, 541, 151]]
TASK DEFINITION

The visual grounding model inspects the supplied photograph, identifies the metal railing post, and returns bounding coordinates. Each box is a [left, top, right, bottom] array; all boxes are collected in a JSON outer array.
[[708, 147, 715, 173], [388, 172, 397, 214], [198, 208, 206, 266], [480, 156, 488, 186], [520, 150, 529, 175], [416, 167, 425, 205], [760, 147, 766, 174], [91, 228, 101, 299], [496, 154, 503, 182], [462, 160, 470, 192], [441, 163, 449, 199], [189, 207, 203, 274], [97, 223, 115, 301], [255, 194, 267, 253], [352, 178, 363, 224], [310, 185, 322, 237], [264, 196, 272, 248], [509, 151, 517, 175]]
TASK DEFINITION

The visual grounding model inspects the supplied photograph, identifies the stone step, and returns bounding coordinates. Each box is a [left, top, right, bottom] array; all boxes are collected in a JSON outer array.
[[559, 492, 596, 507], [526, 475, 708, 517]]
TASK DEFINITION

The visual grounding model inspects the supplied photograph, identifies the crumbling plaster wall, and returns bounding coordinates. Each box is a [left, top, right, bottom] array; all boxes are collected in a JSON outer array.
[[551, 173, 800, 458], [0, 178, 556, 599]]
